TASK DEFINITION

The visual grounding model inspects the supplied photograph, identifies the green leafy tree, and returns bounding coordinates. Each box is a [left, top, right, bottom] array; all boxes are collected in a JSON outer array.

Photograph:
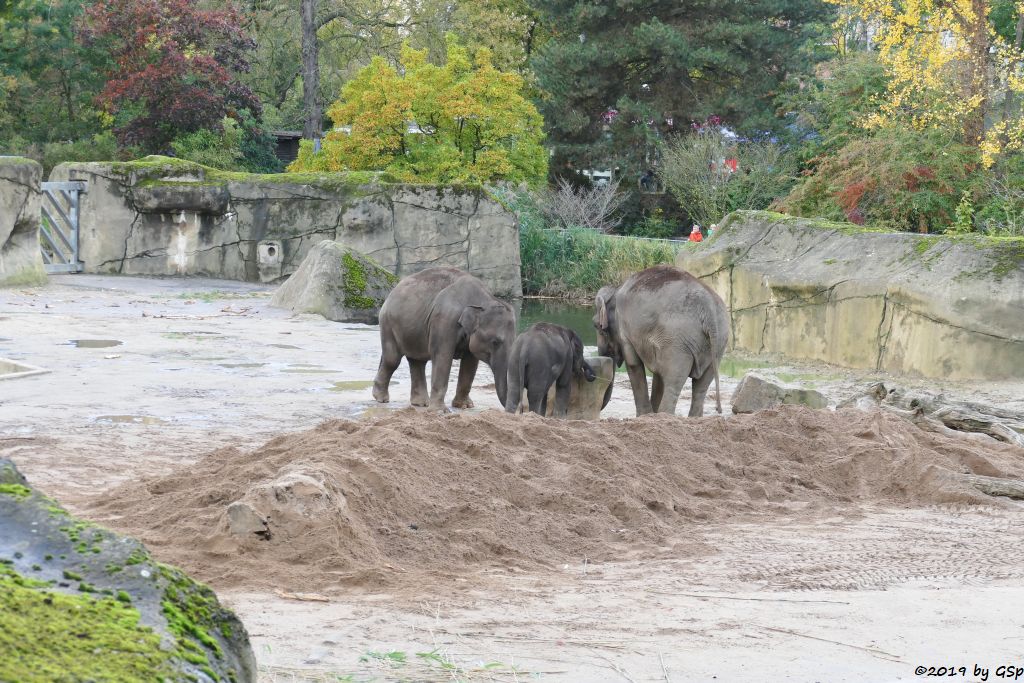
[[290, 35, 547, 185], [171, 113, 283, 172], [0, 0, 108, 147], [529, 0, 833, 180], [777, 125, 982, 231], [662, 129, 797, 229]]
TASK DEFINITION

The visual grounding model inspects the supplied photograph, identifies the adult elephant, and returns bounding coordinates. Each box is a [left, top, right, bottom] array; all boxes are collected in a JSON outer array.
[[373, 266, 516, 411], [594, 265, 729, 417]]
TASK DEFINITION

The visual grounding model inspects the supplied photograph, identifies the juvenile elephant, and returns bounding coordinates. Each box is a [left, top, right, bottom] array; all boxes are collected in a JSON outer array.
[[594, 265, 729, 417], [373, 267, 516, 411], [505, 323, 596, 417]]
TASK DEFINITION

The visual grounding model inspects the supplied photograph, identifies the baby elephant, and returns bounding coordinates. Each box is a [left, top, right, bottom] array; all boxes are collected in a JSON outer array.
[[506, 323, 596, 417]]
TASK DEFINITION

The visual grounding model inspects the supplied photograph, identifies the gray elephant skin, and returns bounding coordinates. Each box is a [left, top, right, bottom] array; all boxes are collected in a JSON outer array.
[[505, 322, 597, 417], [594, 265, 729, 416], [373, 266, 516, 410]]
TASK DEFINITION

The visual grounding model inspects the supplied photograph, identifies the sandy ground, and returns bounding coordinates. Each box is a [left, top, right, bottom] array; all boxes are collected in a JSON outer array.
[[2, 274, 1023, 683]]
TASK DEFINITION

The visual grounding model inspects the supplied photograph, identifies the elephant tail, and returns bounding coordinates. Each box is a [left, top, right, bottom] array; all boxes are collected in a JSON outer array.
[[705, 324, 723, 414]]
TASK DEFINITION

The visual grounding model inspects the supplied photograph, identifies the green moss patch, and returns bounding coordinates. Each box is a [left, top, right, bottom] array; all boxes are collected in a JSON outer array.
[[0, 484, 31, 500], [341, 251, 397, 309], [726, 210, 892, 236], [0, 567, 172, 683], [159, 563, 229, 672]]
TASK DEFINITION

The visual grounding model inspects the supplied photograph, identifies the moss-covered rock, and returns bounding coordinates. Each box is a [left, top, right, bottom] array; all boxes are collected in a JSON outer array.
[[0, 458, 256, 682], [269, 240, 398, 323]]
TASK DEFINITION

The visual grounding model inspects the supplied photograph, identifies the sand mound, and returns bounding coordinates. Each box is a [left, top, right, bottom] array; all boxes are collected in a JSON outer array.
[[84, 406, 1024, 592]]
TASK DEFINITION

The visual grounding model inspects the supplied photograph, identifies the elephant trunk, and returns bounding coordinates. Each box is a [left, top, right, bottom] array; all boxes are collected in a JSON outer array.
[[490, 351, 509, 409]]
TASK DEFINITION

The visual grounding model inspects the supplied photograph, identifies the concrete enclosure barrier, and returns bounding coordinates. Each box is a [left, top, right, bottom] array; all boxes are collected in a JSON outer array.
[[678, 211, 1024, 380], [0, 156, 46, 286], [50, 156, 521, 297]]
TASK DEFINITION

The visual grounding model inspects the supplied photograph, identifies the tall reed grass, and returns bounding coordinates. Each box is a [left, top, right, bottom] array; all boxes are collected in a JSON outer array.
[[492, 184, 683, 298], [520, 224, 682, 298]]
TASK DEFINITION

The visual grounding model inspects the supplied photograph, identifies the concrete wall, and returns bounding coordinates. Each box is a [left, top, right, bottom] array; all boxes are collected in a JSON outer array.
[[678, 211, 1024, 381], [50, 156, 521, 297], [0, 157, 46, 286]]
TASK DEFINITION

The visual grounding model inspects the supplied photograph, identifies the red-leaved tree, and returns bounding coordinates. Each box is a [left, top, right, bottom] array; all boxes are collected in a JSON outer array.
[[82, 0, 261, 152]]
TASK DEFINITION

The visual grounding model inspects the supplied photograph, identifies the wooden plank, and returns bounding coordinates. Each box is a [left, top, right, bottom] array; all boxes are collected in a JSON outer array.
[[43, 262, 83, 274], [40, 181, 87, 192], [40, 206, 74, 256], [44, 191, 74, 236]]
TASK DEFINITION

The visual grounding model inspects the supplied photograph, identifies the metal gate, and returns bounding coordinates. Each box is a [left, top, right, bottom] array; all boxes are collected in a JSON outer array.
[[39, 181, 87, 274]]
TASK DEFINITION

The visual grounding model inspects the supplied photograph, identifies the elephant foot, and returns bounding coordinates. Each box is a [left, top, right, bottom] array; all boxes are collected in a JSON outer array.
[[427, 403, 452, 414], [452, 397, 474, 409], [372, 387, 389, 403], [410, 395, 429, 407]]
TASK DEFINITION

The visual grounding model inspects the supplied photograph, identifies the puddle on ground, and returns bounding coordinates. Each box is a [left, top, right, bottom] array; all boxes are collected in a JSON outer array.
[[329, 380, 375, 392], [95, 415, 168, 425], [280, 368, 338, 374], [353, 405, 394, 419], [269, 343, 301, 349], [68, 339, 123, 348], [218, 362, 267, 369]]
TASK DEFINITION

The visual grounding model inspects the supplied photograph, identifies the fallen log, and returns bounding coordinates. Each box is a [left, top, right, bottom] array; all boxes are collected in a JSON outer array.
[[962, 474, 1024, 500], [846, 383, 1024, 448], [930, 406, 1024, 448]]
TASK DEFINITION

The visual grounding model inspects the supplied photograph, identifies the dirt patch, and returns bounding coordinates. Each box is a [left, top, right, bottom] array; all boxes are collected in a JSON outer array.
[[82, 406, 1023, 595]]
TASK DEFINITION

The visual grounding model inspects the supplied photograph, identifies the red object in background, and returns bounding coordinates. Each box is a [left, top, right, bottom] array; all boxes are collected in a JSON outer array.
[[689, 225, 703, 242], [724, 158, 738, 173]]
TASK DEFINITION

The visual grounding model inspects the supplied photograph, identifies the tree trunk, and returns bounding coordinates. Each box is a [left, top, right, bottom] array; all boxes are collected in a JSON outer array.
[[962, 0, 990, 146], [1004, 12, 1024, 122], [301, 0, 322, 140]]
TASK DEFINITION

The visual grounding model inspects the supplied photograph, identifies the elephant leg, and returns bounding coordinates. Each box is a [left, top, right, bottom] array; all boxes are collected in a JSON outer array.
[[526, 379, 550, 416], [689, 364, 716, 417], [552, 362, 572, 417], [625, 361, 653, 415], [655, 356, 694, 416], [408, 358, 428, 406], [373, 331, 401, 403], [427, 350, 455, 412], [452, 356, 478, 409], [650, 373, 665, 413]]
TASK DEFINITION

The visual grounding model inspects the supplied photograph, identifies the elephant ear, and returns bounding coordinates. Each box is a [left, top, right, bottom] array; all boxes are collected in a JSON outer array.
[[595, 295, 609, 331], [458, 305, 485, 334]]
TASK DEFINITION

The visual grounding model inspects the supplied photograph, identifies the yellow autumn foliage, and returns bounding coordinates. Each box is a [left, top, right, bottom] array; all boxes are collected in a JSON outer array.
[[835, 0, 1024, 165], [289, 34, 547, 186]]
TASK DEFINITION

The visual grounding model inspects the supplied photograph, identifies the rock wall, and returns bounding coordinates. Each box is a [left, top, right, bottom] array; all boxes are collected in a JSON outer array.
[[0, 157, 46, 286], [50, 156, 521, 297], [677, 211, 1024, 380]]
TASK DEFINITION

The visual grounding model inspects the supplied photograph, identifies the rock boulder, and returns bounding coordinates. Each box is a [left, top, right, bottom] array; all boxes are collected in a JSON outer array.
[[0, 157, 46, 287], [731, 372, 828, 414], [541, 354, 615, 420], [0, 458, 256, 682], [269, 240, 398, 323]]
